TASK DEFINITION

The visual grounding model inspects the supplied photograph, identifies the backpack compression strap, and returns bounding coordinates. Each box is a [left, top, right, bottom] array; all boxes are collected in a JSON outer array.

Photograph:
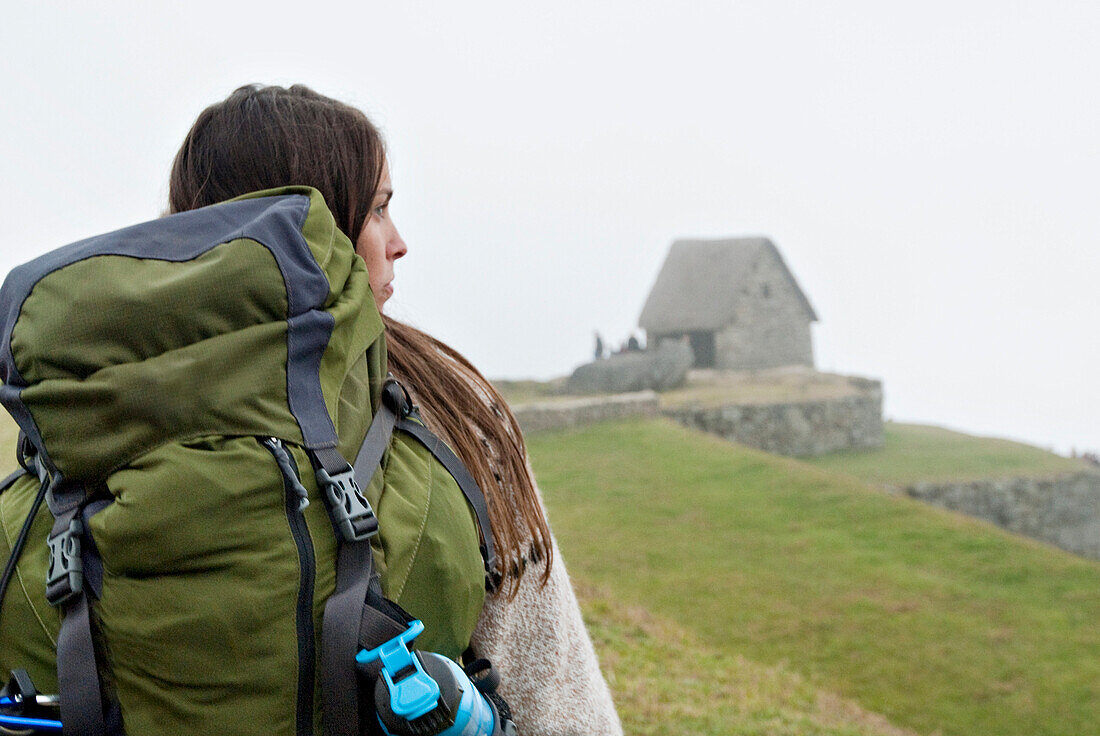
[[1, 439, 118, 736], [43, 477, 120, 736]]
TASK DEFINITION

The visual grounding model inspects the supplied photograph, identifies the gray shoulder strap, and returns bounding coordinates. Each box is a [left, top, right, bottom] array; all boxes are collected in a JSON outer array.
[[318, 380, 407, 736]]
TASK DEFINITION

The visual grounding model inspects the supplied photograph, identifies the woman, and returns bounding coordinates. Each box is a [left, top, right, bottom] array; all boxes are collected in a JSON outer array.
[[168, 84, 622, 735]]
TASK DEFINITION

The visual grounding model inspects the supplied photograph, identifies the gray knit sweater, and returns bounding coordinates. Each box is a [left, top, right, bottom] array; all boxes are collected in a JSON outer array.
[[470, 528, 623, 735]]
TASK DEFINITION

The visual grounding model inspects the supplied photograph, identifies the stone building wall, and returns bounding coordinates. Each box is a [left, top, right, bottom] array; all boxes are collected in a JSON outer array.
[[715, 253, 814, 370], [663, 389, 884, 457], [897, 472, 1100, 561], [510, 391, 659, 434]]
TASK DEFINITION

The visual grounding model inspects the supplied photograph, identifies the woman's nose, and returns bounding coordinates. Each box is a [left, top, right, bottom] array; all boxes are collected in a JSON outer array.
[[390, 227, 407, 260]]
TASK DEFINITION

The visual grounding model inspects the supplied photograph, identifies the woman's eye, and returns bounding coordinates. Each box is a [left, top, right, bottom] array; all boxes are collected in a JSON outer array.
[[373, 203, 388, 217]]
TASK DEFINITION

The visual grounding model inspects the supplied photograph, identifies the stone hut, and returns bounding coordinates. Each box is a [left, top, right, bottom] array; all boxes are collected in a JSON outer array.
[[639, 237, 818, 370]]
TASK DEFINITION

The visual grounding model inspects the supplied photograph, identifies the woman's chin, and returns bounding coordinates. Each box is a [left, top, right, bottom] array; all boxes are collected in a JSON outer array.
[[372, 285, 393, 312]]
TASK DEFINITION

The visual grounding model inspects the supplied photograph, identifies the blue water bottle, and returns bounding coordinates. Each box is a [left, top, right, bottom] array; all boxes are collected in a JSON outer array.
[[357, 621, 512, 736]]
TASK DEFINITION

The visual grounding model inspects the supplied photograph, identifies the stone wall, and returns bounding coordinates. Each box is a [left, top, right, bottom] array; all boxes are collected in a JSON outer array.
[[897, 472, 1100, 561], [511, 391, 659, 434], [663, 390, 884, 456], [566, 341, 693, 395]]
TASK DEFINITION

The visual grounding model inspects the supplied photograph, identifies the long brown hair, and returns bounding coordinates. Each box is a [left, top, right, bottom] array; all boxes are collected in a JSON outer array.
[[168, 84, 551, 594]]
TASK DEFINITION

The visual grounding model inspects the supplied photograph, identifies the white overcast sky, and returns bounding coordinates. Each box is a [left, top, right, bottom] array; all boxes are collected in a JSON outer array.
[[3, 1, 1098, 454]]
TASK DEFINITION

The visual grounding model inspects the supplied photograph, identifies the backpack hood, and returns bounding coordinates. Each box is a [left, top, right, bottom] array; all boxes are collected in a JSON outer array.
[[0, 186, 380, 480]]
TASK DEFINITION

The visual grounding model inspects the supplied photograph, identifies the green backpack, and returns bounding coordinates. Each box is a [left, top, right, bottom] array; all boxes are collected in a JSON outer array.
[[0, 187, 497, 735]]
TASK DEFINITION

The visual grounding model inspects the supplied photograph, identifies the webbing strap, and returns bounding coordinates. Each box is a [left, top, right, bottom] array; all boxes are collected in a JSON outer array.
[[44, 478, 79, 519], [0, 467, 27, 494], [321, 516, 410, 736], [57, 593, 107, 736], [321, 384, 403, 736], [350, 391, 398, 487], [355, 580, 411, 685], [395, 417, 498, 587], [321, 539, 373, 736], [312, 446, 351, 478], [46, 481, 110, 736]]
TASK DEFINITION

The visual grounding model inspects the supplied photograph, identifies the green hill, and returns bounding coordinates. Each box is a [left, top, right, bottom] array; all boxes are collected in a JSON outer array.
[[527, 418, 1100, 736], [580, 583, 916, 736], [806, 422, 1088, 484], [0, 415, 17, 461]]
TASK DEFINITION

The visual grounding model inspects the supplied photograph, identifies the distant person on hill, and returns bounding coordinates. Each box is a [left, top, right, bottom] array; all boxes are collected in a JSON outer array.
[[594, 331, 605, 360]]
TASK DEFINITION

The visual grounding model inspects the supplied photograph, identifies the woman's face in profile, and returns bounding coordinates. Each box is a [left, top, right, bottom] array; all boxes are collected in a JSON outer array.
[[355, 161, 407, 311]]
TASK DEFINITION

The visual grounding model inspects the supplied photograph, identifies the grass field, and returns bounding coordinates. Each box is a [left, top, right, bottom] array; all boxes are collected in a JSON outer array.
[[492, 378, 566, 404], [807, 422, 1088, 484], [0, 415, 17, 462], [578, 583, 916, 736], [528, 418, 1100, 736]]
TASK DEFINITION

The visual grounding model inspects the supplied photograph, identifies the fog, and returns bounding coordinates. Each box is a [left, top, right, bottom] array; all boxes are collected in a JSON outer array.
[[3, 1, 1097, 453]]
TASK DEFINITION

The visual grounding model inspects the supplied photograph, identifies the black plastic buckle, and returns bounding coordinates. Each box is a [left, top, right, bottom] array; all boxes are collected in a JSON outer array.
[[45, 517, 83, 606], [381, 376, 411, 417], [316, 466, 378, 543]]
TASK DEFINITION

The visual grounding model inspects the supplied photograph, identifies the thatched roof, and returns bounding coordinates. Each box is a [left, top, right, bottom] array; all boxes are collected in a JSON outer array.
[[639, 237, 818, 333]]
